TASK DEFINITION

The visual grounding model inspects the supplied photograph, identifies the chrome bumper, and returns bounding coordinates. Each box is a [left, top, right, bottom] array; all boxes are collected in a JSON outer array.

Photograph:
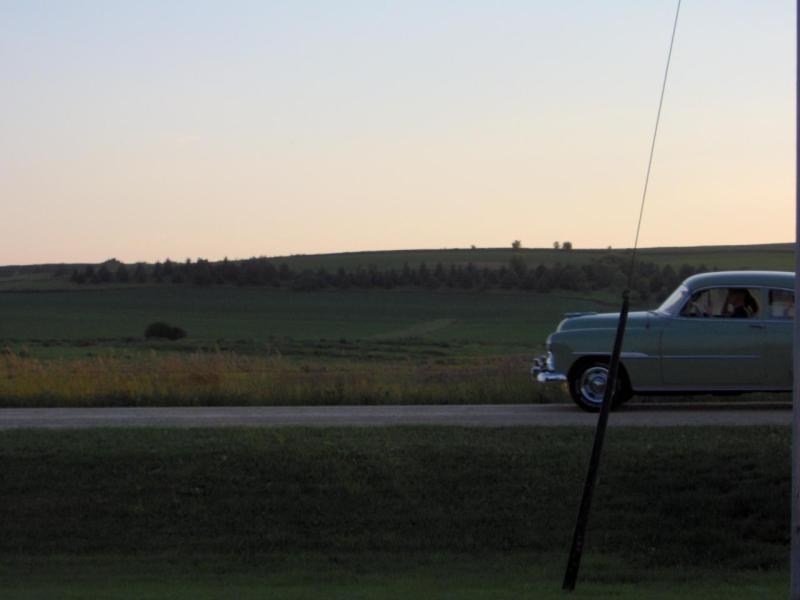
[[531, 355, 567, 384]]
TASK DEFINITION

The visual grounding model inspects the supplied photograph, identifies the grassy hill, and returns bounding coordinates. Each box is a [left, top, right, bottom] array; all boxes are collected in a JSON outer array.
[[0, 243, 793, 291], [271, 243, 794, 272]]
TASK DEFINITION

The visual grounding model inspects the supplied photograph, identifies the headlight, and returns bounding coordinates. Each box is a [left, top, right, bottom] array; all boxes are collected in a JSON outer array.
[[546, 351, 555, 371]]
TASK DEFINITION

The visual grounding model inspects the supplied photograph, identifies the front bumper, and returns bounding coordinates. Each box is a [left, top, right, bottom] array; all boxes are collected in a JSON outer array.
[[531, 354, 567, 384]]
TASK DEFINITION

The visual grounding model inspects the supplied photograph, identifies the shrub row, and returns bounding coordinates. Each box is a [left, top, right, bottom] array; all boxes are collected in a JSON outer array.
[[68, 255, 711, 301]]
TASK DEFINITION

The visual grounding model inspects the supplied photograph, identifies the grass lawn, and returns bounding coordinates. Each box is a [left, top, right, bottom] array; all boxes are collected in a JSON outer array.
[[0, 554, 787, 599], [0, 427, 788, 566], [0, 426, 789, 597]]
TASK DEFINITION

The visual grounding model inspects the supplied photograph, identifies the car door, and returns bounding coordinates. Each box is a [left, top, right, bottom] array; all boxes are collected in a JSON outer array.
[[659, 287, 766, 389], [763, 288, 793, 389]]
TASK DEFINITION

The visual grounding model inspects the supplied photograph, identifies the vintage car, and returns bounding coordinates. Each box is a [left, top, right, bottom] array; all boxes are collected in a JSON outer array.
[[532, 271, 794, 411]]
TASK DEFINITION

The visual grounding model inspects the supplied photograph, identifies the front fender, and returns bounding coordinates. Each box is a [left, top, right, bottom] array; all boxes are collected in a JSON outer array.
[[548, 319, 663, 389]]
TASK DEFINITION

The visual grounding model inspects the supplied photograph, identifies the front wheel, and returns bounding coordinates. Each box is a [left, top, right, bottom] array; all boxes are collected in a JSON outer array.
[[568, 359, 632, 412]]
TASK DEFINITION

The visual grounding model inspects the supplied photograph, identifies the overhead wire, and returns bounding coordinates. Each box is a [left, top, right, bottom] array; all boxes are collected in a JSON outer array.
[[628, 0, 683, 289]]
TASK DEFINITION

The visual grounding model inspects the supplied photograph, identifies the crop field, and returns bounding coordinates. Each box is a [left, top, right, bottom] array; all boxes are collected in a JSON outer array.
[[0, 287, 611, 407], [0, 287, 610, 351]]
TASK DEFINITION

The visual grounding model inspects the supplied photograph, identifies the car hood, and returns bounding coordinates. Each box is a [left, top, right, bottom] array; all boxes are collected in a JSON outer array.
[[556, 311, 652, 332]]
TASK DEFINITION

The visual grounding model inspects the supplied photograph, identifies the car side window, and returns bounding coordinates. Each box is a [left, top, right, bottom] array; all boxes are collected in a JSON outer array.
[[680, 287, 760, 319], [768, 289, 794, 320]]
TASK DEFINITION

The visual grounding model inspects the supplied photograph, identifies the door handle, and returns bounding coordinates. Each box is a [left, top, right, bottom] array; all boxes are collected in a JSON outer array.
[[749, 323, 765, 329]]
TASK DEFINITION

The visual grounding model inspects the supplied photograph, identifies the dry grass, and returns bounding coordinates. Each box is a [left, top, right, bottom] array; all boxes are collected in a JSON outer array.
[[0, 351, 565, 407]]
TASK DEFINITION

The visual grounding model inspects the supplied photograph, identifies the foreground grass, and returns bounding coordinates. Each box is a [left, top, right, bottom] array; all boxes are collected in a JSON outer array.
[[0, 427, 788, 569], [0, 554, 787, 599]]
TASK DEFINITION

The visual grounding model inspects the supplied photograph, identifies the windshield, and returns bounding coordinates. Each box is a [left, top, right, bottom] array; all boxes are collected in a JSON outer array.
[[656, 284, 688, 316]]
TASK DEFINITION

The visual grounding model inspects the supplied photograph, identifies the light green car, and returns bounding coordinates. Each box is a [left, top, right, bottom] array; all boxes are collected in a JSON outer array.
[[532, 271, 795, 411]]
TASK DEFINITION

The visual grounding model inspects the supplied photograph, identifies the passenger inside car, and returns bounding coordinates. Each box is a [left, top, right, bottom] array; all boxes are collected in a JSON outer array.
[[769, 289, 795, 319]]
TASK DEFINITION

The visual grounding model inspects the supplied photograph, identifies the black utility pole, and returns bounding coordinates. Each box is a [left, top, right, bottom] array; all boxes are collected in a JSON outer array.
[[562, 291, 630, 591], [562, 1, 681, 588]]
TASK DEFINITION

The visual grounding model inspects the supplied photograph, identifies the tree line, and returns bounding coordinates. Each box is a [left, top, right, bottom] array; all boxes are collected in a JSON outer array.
[[66, 255, 711, 301]]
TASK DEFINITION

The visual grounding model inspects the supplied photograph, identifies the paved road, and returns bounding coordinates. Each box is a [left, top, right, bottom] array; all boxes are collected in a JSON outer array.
[[0, 403, 791, 429]]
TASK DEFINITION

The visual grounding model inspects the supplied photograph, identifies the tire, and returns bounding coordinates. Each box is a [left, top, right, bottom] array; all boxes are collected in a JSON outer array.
[[568, 359, 632, 413]]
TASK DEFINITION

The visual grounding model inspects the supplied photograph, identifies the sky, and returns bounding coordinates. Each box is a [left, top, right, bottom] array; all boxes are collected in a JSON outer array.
[[1, 0, 794, 264]]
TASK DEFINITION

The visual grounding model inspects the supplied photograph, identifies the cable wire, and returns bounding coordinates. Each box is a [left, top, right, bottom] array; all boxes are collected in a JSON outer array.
[[628, 0, 682, 288]]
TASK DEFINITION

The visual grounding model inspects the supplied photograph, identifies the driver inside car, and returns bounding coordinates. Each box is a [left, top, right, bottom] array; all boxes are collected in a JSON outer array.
[[722, 288, 757, 319]]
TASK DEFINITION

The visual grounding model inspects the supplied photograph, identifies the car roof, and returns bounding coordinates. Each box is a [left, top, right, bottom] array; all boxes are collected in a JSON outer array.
[[683, 270, 795, 291]]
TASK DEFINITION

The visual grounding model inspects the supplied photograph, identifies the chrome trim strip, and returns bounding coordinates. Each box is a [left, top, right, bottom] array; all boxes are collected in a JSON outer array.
[[661, 354, 760, 360], [571, 351, 654, 359], [531, 356, 567, 384], [536, 372, 567, 384], [635, 385, 791, 393]]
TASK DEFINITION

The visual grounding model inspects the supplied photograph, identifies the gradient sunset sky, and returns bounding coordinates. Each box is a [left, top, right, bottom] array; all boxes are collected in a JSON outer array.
[[1, 1, 794, 264]]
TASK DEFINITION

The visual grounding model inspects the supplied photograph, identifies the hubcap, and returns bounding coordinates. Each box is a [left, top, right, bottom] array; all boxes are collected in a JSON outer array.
[[579, 366, 609, 406]]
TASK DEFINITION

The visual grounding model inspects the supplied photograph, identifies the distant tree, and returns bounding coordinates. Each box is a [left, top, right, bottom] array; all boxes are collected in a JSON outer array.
[[220, 258, 240, 283], [400, 263, 412, 285], [69, 270, 85, 285], [661, 264, 678, 291], [279, 263, 291, 281], [419, 262, 432, 287], [509, 256, 527, 279], [470, 245, 477, 250], [553, 241, 560, 250], [115, 264, 130, 283], [434, 263, 447, 285], [291, 270, 323, 292], [562, 241, 573, 251], [191, 259, 214, 285], [511, 240, 522, 250], [96, 265, 113, 284], [500, 268, 520, 289], [133, 263, 147, 284], [555, 264, 583, 291]]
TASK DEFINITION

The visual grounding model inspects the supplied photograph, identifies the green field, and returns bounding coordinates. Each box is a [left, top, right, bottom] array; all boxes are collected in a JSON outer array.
[[0, 426, 789, 598], [1, 287, 603, 407], [0, 287, 609, 356]]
